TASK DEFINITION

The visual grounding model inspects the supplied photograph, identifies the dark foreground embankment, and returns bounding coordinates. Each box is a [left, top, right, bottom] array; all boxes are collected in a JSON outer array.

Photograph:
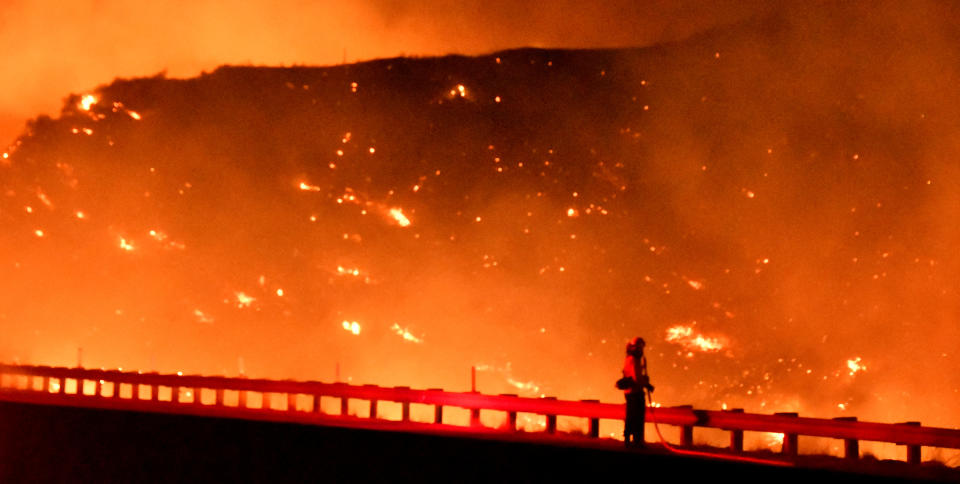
[[0, 401, 936, 483]]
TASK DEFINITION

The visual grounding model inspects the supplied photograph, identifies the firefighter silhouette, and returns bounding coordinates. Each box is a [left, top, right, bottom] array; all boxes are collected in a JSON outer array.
[[618, 337, 654, 447]]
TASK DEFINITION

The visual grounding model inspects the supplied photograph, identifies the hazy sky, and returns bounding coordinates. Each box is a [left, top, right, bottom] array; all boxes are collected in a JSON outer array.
[[0, 0, 776, 145]]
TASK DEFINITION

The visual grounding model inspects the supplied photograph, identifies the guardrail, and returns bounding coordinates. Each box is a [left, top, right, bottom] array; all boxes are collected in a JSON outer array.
[[1, 363, 958, 465]]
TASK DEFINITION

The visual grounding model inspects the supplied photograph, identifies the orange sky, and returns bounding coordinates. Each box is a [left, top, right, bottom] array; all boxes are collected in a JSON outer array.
[[0, 0, 773, 146]]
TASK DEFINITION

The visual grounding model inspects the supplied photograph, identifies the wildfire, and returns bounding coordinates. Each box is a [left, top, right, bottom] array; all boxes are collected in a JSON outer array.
[[390, 323, 423, 344], [761, 432, 785, 449], [389, 208, 411, 227], [342, 320, 361, 335], [846, 357, 866, 376], [450, 84, 467, 98], [234, 292, 255, 308], [336, 266, 361, 277], [665, 324, 728, 354], [79, 94, 98, 111], [686, 279, 704, 290], [298, 181, 321, 192], [193, 309, 214, 324]]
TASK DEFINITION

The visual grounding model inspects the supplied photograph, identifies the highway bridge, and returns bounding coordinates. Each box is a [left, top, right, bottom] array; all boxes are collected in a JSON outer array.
[[1, 363, 958, 482]]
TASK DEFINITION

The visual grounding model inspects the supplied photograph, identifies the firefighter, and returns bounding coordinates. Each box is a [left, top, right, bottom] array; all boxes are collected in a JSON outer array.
[[619, 337, 654, 447]]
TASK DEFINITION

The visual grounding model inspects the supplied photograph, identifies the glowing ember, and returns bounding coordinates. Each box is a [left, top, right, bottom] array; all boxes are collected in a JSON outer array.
[[336, 266, 361, 277], [118, 238, 135, 251], [342, 320, 361, 335], [234, 292, 255, 308], [389, 208, 411, 227], [128, 111, 141, 120], [193, 309, 214, 324], [390, 323, 423, 343], [665, 324, 728, 354], [79, 94, 98, 111], [34, 229, 44, 237], [846, 357, 866, 376], [298, 181, 321, 191]]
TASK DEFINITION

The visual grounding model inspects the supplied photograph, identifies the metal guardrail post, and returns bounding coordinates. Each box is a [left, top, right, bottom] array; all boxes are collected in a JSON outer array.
[[216, 388, 225, 406], [833, 416, 859, 459], [172, 386, 180, 404], [775, 412, 800, 456], [238, 390, 247, 408], [581, 400, 600, 438], [428, 389, 443, 424], [287, 392, 297, 411], [370, 399, 378, 419], [394, 387, 411, 421], [194, 388, 202, 405], [312, 395, 321, 413], [673, 405, 694, 446], [499, 394, 518, 431], [725, 408, 745, 451], [340, 396, 349, 416], [132, 383, 140, 400], [900, 421, 922, 464], [544, 397, 557, 434]]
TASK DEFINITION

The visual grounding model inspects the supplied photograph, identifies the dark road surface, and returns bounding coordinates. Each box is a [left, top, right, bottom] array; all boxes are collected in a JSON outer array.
[[0, 400, 942, 483]]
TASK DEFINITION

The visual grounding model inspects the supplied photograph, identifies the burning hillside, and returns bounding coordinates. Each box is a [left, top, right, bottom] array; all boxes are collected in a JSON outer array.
[[2, 6, 960, 453]]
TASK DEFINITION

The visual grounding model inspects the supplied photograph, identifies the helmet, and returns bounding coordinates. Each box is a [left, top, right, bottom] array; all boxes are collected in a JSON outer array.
[[626, 337, 645, 352]]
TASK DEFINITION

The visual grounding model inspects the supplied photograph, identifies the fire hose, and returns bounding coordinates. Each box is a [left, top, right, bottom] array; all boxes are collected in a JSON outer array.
[[643, 390, 793, 467]]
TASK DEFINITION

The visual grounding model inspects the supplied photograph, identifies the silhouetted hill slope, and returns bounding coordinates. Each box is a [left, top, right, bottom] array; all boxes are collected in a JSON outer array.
[[3, 7, 960, 440]]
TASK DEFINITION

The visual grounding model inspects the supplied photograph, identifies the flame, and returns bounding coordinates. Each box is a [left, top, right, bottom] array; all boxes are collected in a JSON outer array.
[[665, 323, 728, 354], [761, 432, 785, 449], [79, 94, 98, 111], [389, 208, 411, 227], [450, 84, 468, 98], [234, 292, 255, 308], [193, 309, 214, 324], [299, 181, 321, 192], [342, 320, 361, 335], [846, 357, 866, 376], [337, 266, 362, 277], [390, 323, 423, 344]]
